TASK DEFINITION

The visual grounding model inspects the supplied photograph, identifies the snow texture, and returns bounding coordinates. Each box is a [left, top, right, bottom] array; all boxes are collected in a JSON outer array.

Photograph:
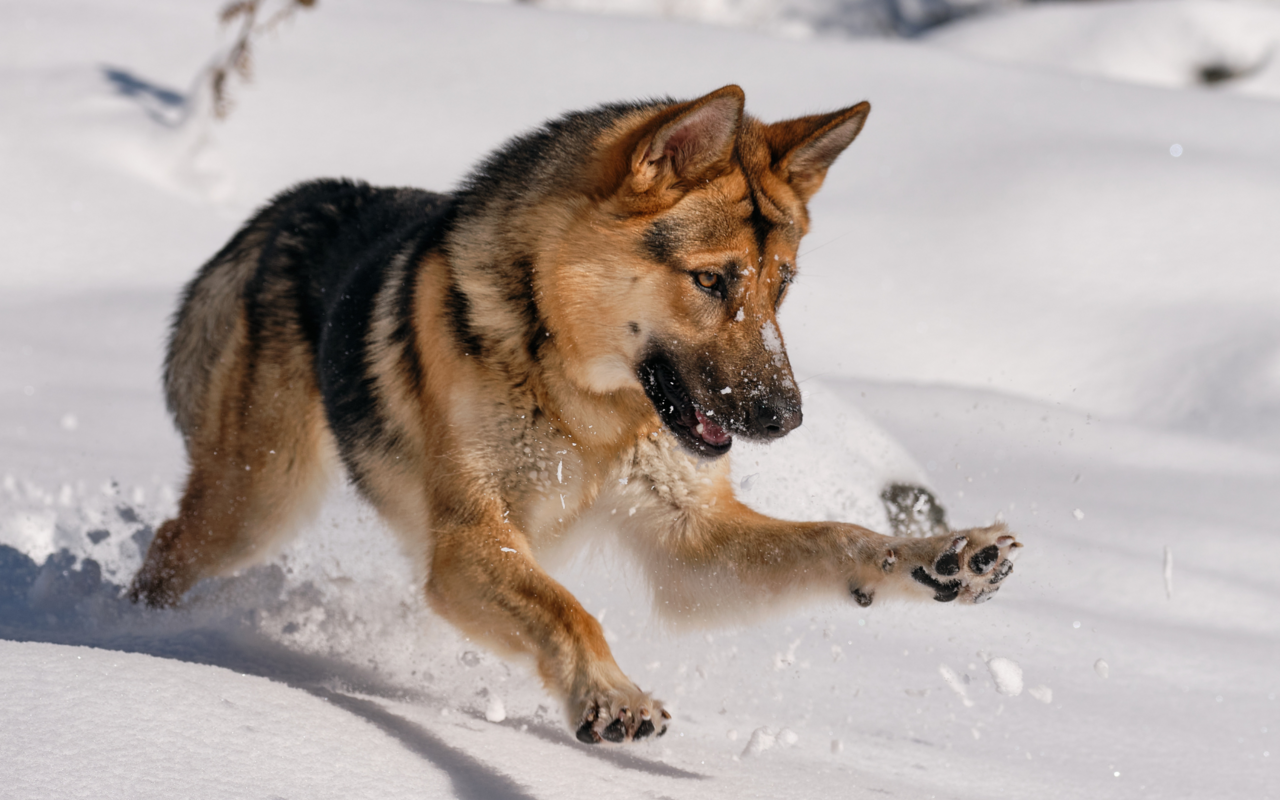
[[1028, 685, 1054, 705], [987, 657, 1025, 697], [940, 663, 975, 707], [2, 0, 1278, 798]]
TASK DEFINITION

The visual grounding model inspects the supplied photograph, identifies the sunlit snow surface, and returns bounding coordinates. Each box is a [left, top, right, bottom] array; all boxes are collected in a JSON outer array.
[[1, 1, 1278, 798]]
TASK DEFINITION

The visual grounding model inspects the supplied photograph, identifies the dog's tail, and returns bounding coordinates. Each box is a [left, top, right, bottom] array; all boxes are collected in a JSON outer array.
[[163, 212, 274, 443]]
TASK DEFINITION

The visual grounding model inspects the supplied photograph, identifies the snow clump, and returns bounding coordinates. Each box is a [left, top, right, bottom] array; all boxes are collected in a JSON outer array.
[[987, 657, 1024, 696]]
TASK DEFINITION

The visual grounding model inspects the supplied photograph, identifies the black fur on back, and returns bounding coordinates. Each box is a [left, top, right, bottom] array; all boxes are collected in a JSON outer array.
[[167, 98, 681, 486], [237, 180, 455, 484]]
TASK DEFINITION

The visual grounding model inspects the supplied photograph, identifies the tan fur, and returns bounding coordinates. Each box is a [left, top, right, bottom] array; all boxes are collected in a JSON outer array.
[[133, 86, 1021, 744]]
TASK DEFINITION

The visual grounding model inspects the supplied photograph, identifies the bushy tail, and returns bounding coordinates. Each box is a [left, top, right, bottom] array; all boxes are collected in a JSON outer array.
[[163, 223, 266, 441]]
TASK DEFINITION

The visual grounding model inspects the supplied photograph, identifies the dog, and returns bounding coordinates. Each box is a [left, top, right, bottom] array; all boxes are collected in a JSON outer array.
[[130, 85, 1021, 744]]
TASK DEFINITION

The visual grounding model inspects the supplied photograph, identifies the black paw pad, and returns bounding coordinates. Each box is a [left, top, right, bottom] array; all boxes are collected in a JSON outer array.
[[576, 720, 599, 744], [601, 718, 626, 743], [912, 566, 962, 602], [969, 545, 1000, 575], [636, 719, 656, 739], [935, 551, 961, 576], [850, 586, 874, 607], [989, 560, 1014, 585]]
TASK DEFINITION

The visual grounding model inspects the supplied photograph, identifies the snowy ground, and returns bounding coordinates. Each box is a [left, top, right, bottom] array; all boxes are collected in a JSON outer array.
[[2, 0, 1278, 798]]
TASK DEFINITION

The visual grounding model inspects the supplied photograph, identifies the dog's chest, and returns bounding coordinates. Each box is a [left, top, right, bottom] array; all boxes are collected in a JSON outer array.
[[496, 420, 600, 541]]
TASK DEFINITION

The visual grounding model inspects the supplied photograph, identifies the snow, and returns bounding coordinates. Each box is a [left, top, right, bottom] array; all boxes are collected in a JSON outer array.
[[2, 0, 1278, 798], [742, 726, 778, 756], [1028, 684, 1053, 705], [2, 640, 456, 799], [940, 662, 976, 707], [986, 656, 1025, 697], [927, 0, 1280, 99], [486, 694, 508, 724]]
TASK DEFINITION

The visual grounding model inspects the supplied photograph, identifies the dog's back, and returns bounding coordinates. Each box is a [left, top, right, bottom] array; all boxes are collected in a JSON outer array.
[[164, 180, 450, 444]]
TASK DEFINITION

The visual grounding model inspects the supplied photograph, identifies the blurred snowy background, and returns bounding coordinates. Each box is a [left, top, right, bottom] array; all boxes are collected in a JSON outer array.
[[1, 1, 1278, 798]]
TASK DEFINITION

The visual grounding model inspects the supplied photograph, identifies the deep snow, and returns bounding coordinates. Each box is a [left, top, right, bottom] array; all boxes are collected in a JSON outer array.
[[2, 1, 1278, 798]]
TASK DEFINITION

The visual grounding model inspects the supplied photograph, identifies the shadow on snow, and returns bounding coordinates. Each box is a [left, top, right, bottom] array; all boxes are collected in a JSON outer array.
[[0, 543, 703, 796]]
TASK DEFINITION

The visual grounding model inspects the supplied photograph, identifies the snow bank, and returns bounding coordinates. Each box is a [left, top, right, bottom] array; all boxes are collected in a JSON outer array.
[[928, 0, 1280, 98], [1, 640, 455, 800]]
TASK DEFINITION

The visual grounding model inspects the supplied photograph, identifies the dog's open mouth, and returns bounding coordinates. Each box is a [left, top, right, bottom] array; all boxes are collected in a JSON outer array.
[[638, 355, 733, 457]]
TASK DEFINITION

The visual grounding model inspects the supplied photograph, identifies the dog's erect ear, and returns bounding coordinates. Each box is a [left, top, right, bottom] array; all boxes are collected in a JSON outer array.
[[628, 85, 744, 196], [766, 102, 870, 201]]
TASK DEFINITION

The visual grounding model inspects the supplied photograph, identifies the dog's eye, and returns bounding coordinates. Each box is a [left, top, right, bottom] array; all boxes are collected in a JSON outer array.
[[693, 272, 724, 297], [775, 274, 793, 308]]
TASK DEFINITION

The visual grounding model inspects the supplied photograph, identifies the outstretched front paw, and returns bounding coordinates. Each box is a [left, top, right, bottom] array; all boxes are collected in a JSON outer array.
[[852, 523, 1022, 606], [571, 681, 668, 744], [909, 524, 1021, 604]]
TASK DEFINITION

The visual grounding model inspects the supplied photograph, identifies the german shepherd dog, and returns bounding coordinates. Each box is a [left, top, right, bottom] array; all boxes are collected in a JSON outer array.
[[131, 85, 1021, 744]]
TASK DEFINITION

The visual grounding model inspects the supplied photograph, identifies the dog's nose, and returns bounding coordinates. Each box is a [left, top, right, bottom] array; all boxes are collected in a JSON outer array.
[[751, 399, 802, 439]]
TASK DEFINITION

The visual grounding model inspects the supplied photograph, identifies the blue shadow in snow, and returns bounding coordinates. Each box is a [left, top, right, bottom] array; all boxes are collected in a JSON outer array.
[[100, 66, 188, 125], [0, 543, 703, 796]]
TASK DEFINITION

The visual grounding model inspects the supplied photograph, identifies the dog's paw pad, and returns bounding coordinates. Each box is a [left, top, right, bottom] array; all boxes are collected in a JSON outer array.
[[576, 705, 603, 744], [933, 535, 967, 576], [572, 691, 667, 745], [601, 717, 627, 743], [899, 525, 1022, 605], [968, 544, 1000, 575], [911, 566, 962, 602], [988, 558, 1014, 584], [850, 585, 875, 607]]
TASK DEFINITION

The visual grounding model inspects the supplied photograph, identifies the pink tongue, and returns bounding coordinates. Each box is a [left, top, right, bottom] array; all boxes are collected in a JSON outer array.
[[693, 409, 731, 446]]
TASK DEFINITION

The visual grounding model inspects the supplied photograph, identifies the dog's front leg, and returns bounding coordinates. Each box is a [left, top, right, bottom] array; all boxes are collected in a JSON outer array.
[[426, 509, 667, 744], [623, 488, 1021, 622]]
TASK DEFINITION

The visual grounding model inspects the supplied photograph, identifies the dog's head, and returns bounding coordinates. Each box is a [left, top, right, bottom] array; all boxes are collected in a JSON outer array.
[[543, 86, 869, 457]]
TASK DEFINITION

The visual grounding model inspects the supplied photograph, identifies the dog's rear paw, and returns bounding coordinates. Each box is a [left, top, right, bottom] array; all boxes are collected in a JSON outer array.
[[572, 684, 668, 744], [853, 523, 1022, 606], [881, 483, 950, 538]]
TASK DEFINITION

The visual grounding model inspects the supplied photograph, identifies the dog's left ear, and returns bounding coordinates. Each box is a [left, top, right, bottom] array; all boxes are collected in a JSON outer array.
[[624, 85, 745, 198], [766, 102, 870, 201]]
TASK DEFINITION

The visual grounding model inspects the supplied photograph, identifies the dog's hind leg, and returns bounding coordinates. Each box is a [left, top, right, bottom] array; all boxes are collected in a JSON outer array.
[[130, 326, 334, 608]]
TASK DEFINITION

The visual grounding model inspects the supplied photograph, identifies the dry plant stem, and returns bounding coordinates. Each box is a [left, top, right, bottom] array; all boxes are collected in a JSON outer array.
[[211, 0, 316, 119]]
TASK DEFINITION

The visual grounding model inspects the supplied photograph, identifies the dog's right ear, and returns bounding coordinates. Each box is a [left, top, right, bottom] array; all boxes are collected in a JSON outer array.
[[621, 85, 744, 201]]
